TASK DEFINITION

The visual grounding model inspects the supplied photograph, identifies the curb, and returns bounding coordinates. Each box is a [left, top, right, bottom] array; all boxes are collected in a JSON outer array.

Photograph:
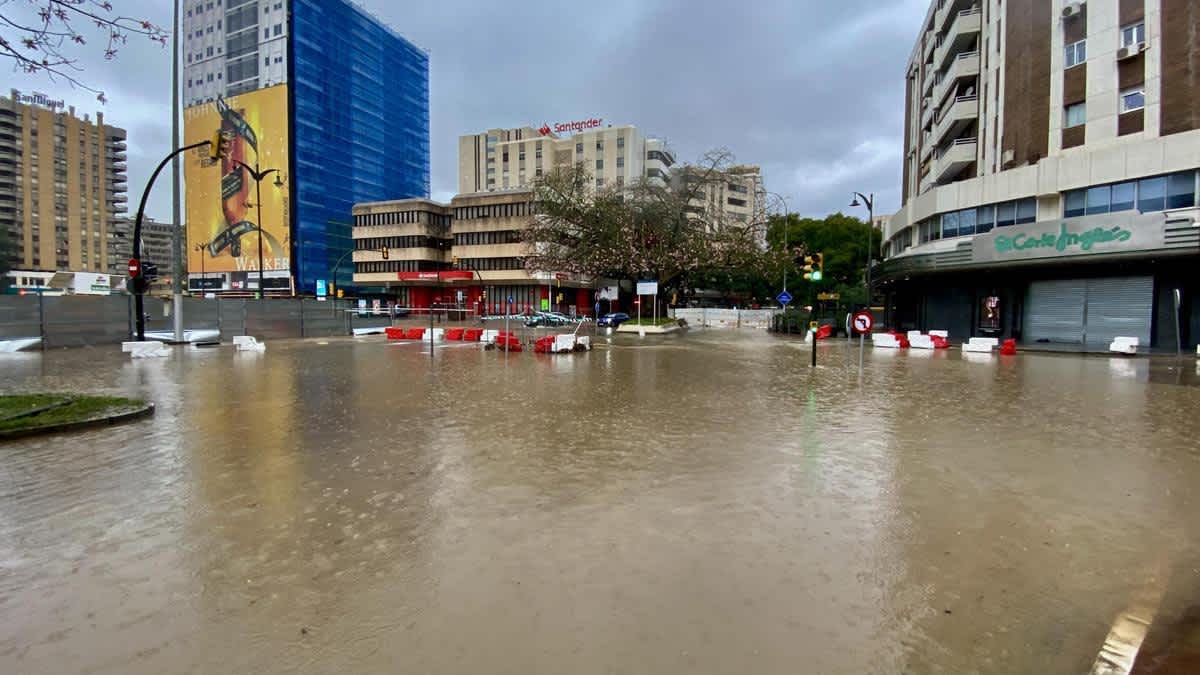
[[0, 403, 155, 442]]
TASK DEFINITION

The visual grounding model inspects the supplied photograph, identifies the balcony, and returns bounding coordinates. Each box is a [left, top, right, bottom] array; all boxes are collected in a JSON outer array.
[[110, 162, 127, 172], [934, 51, 980, 107], [920, 132, 935, 162], [920, 98, 935, 130], [934, 8, 982, 71], [935, 0, 973, 35], [923, 31, 940, 63], [934, 137, 977, 183], [934, 94, 978, 145], [922, 56, 939, 97]]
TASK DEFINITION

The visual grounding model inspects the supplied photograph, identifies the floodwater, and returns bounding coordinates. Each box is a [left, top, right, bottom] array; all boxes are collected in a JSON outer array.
[[2, 331, 1200, 674]]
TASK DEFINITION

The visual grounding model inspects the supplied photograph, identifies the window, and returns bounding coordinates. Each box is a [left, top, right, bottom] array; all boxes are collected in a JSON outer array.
[[595, 159, 603, 170], [1016, 198, 1036, 224], [1065, 40, 1086, 68], [1085, 186, 1109, 215], [1137, 176, 1165, 212], [1166, 172, 1196, 209], [272, 24, 282, 36], [1120, 88, 1145, 113], [576, 143, 583, 154], [596, 141, 603, 151], [1120, 22, 1145, 49], [958, 208, 976, 235], [617, 136, 625, 149], [1064, 102, 1086, 128], [616, 156, 624, 168], [1064, 190, 1085, 218], [941, 211, 959, 238], [996, 201, 1015, 227], [1111, 182, 1135, 212], [976, 205, 995, 234]]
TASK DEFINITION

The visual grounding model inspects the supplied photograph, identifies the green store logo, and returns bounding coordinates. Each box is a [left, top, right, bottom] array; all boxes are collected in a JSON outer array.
[[994, 223, 1132, 254]]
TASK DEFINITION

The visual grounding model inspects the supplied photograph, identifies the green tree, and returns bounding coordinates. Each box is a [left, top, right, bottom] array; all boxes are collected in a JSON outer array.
[[766, 211, 881, 306]]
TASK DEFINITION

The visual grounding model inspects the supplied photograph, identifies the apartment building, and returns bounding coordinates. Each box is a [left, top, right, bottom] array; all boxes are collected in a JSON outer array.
[[879, 0, 1200, 351], [353, 190, 593, 315], [457, 123, 675, 194], [182, 0, 429, 296], [678, 164, 764, 229], [0, 91, 128, 275]]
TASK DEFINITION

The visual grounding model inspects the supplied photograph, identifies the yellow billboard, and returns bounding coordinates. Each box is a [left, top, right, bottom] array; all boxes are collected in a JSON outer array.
[[185, 85, 290, 277]]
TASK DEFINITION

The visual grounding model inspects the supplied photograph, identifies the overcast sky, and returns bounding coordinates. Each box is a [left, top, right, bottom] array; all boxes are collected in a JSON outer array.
[[5, 0, 926, 222]]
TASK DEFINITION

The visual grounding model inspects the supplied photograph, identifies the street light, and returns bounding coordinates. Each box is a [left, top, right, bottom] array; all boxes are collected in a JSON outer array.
[[193, 241, 209, 292], [229, 159, 282, 299], [850, 192, 875, 305], [764, 191, 790, 292]]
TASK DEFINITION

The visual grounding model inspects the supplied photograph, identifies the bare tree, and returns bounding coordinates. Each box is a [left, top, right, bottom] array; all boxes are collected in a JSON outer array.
[[525, 148, 770, 312], [0, 0, 168, 102]]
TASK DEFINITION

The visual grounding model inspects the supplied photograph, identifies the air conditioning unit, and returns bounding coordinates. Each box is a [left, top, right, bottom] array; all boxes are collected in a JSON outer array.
[[1062, 2, 1083, 19], [1117, 42, 1148, 60]]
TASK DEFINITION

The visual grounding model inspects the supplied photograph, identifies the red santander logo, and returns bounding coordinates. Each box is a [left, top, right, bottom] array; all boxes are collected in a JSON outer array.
[[538, 123, 551, 136]]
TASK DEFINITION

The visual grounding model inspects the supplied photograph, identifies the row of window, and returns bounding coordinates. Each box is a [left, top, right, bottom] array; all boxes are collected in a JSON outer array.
[[354, 210, 449, 227], [1063, 22, 1145, 70], [455, 257, 525, 271], [356, 260, 446, 274], [452, 202, 534, 220], [454, 230, 523, 246], [1063, 171, 1196, 217], [356, 235, 448, 251], [1063, 87, 1144, 128], [918, 197, 1038, 244]]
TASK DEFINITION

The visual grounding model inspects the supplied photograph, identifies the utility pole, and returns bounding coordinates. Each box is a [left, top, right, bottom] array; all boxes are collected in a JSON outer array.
[[171, 0, 184, 341]]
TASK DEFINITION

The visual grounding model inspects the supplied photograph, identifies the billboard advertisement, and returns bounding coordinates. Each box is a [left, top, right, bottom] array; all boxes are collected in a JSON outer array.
[[185, 85, 290, 277]]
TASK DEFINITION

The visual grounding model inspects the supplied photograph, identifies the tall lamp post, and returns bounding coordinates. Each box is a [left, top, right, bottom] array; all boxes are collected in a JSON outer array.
[[229, 159, 281, 299], [193, 241, 209, 292], [764, 191, 790, 292], [849, 192, 875, 306]]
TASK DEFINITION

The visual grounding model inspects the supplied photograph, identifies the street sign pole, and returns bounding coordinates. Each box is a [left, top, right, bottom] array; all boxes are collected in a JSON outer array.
[[852, 310, 874, 372]]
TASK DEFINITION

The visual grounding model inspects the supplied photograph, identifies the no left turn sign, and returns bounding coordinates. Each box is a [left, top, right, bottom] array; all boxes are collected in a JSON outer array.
[[852, 311, 874, 334]]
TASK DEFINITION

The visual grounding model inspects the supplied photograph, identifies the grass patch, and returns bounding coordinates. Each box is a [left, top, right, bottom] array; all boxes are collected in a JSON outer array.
[[0, 394, 146, 432], [623, 317, 680, 327]]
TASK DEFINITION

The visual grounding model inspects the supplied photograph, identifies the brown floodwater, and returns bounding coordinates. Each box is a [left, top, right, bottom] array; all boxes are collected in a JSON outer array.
[[2, 331, 1200, 674]]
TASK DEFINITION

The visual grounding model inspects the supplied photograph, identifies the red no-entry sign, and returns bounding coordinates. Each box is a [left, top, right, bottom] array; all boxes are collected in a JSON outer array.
[[127, 258, 141, 278], [852, 311, 874, 334]]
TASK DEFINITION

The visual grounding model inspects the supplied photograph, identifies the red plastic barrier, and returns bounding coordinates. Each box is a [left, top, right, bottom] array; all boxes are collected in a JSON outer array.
[[497, 336, 522, 352], [930, 335, 950, 349], [446, 328, 465, 341], [815, 324, 833, 340], [463, 328, 483, 342], [385, 327, 405, 340], [534, 336, 555, 353], [1000, 338, 1017, 355], [889, 331, 911, 348], [405, 327, 426, 340]]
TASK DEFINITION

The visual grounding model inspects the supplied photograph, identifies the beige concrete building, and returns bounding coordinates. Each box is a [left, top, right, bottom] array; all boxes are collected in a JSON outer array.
[[1, 90, 128, 275], [458, 124, 675, 194], [879, 0, 1200, 351], [353, 189, 592, 315], [679, 164, 764, 228]]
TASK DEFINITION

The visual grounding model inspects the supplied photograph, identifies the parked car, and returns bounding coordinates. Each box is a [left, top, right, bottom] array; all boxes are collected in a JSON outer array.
[[597, 312, 631, 328], [524, 311, 571, 327]]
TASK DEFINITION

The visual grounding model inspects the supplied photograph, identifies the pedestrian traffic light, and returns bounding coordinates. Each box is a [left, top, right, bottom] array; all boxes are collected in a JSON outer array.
[[208, 130, 226, 161], [381, 247, 389, 260]]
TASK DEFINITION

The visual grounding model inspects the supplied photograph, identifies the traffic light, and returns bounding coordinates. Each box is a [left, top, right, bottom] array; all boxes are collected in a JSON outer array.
[[125, 276, 149, 294], [802, 255, 816, 281], [142, 262, 159, 282], [208, 130, 226, 161], [816, 253, 825, 277], [381, 247, 389, 260]]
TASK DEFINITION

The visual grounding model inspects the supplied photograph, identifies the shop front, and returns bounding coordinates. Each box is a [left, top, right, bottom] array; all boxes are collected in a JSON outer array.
[[876, 210, 1200, 350]]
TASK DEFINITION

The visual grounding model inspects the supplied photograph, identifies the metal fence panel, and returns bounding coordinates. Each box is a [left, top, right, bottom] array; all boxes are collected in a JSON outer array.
[[42, 295, 132, 348], [0, 295, 42, 341]]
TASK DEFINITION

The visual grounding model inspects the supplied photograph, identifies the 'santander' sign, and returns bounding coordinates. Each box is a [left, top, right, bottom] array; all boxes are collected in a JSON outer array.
[[539, 118, 603, 136], [971, 211, 1163, 264]]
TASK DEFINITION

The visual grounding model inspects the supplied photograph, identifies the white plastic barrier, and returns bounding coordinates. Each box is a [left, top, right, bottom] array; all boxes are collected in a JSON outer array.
[[871, 333, 901, 348], [910, 335, 936, 350], [907, 330, 923, 342], [122, 341, 169, 358], [0, 337, 40, 352], [962, 337, 998, 353], [1109, 336, 1138, 355], [929, 330, 949, 338], [481, 329, 500, 344], [232, 335, 266, 352]]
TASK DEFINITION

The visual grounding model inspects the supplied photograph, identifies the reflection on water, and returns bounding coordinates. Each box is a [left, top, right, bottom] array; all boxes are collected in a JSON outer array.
[[1, 333, 1199, 674]]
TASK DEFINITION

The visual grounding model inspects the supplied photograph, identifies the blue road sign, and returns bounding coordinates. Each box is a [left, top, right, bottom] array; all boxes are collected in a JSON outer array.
[[776, 290, 793, 306], [507, 295, 514, 304]]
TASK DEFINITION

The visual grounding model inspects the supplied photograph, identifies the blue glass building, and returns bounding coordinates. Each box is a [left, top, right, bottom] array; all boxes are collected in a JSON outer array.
[[289, 0, 429, 294]]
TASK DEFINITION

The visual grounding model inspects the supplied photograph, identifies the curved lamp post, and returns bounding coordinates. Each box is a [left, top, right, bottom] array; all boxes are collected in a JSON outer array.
[[229, 159, 282, 299], [850, 192, 875, 305]]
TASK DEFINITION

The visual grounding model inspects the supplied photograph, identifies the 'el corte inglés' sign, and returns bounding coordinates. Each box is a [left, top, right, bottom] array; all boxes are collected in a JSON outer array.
[[971, 211, 1165, 263]]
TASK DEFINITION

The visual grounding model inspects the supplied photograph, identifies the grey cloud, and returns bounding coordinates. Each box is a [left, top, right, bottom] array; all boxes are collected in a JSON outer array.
[[6, 0, 926, 222]]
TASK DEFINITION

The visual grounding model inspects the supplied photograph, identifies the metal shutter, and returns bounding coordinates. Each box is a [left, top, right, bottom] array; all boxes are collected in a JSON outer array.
[[1083, 276, 1153, 348], [1025, 280, 1086, 344]]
